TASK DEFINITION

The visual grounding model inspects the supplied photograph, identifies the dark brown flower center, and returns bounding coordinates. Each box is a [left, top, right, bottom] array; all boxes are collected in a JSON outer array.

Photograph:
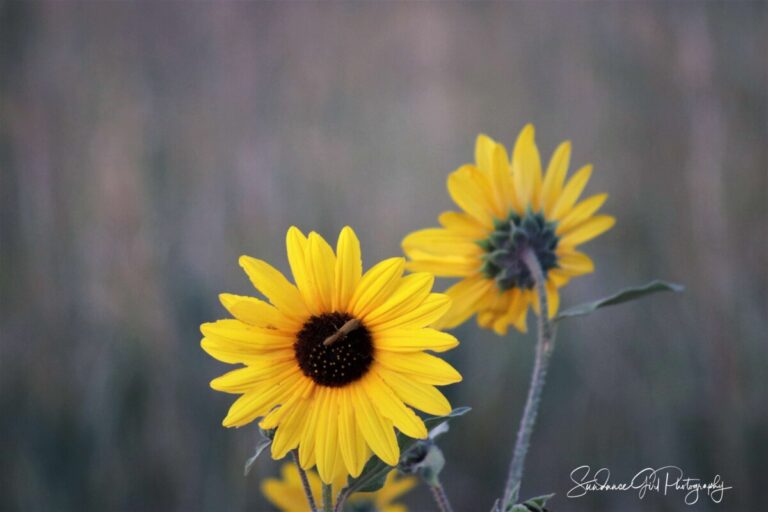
[[294, 312, 373, 387]]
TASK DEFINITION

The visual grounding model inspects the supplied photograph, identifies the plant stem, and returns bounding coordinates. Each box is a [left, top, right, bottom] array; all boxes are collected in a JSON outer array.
[[292, 450, 318, 512], [322, 483, 333, 512], [501, 248, 558, 508], [333, 487, 351, 512], [429, 478, 455, 512]]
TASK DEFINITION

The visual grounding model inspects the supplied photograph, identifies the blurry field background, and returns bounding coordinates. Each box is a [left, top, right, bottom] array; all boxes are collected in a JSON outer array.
[[1, 2, 767, 511]]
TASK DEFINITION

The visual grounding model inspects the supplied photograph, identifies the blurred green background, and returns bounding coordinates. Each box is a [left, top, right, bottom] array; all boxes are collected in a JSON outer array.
[[1, 2, 766, 511]]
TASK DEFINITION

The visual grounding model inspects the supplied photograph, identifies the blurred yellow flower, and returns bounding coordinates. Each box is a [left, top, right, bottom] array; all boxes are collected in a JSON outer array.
[[402, 125, 615, 335], [262, 464, 416, 512], [201, 227, 461, 484]]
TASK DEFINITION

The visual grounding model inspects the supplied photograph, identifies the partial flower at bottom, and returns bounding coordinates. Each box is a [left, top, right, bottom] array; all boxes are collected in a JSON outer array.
[[402, 125, 615, 335], [262, 464, 416, 512], [201, 226, 462, 484]]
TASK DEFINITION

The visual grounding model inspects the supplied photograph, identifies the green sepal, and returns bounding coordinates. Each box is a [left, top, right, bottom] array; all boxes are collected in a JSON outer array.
[[489, 231, 509, 248], [487, 249, 510, 265], [493, 217, 512, 231], [521, 215, 540, 235], [481, 260, 500, 277], [476, 238, 494, 252], [555, 280, 684, 322]]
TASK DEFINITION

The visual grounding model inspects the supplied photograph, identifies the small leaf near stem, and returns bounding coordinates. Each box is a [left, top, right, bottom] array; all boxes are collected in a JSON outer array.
[[243, 436, 272, 476], [292, 450, 318, 512], [323, 318, 361, 346], [502, 247, 557, 508], [322, 483, 333, 512]]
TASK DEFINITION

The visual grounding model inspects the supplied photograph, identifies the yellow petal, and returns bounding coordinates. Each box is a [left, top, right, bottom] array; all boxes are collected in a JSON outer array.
[[512, 124, 543, 211], [556, 193, 608, 235], [437, 211, 488, 238], [375, 351, 462, 386], [298, 388, 324, 469], [374, 472, 417, 507], [559, 215, 615, 247], [210, 360, 297, 393], [432, 277, 494, 329], [490, 289, 525, 335], [541, 141, 571, 217], [551, 164, 592, 220], [556, 251, 595, 275], [200, 337, 294, 365], [374, 328, 458, 353], [512, 304, 529, 333], [222, 372, 303, 427], [307, 232, 336, 312], [474, 133, 496, 176], [285, 226, 321, 316], [404, 253, 479, 277], [266, 383, 313, 458], [262, 464, 319, 511], [375, 366, 452, 416], [402, 228, 482, 259], [371, 293, 451, 331], [259, 377, 314, 430], [362, 372, 427, 439], [548, 268, 571, 287], [351, 383, 399, 466], [335, 226, 362, 312], [365, 273, 434, 327], [338, 388, 368, 477], [239, 255, 310, 320], [218, 293, 300, 332], [349, 258, 405, 318], [545, 280, 560, 318], [447, 165, 496, 225], [490, 141, 514, 212], [474, 134, 511, 213], [314, 388, 340, 484], [200, 319, 295, 350]]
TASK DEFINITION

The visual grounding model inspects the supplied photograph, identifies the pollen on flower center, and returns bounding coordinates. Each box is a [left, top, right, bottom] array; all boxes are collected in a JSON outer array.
[[294, 312, 374, 387], [478, 211, 560, 290]]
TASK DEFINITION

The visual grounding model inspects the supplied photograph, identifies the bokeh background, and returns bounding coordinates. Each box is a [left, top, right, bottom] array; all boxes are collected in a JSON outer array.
[[2, 2, 767, 511]]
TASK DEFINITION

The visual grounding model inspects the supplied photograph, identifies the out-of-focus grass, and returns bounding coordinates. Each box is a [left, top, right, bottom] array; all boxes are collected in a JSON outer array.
[[1, 2, 766, 511]]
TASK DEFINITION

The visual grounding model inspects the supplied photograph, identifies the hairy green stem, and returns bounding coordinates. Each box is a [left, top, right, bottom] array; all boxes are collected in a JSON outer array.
[[292, 450, 318, 512], [333, 487, 351, 512], [429, 478, 455, 512], [322, 483, 333, 512], [501, 248, 558, 508]]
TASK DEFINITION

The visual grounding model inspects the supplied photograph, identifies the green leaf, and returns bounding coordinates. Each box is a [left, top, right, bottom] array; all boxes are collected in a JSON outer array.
[[243, 437, 272, 476], [555, 280, 684, 322], [345, 407, 471, 493], [523, 493, 555, 510], [505, 493, 555, 512]]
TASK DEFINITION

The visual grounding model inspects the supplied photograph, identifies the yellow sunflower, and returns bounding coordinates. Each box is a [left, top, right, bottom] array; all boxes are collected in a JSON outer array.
[[201, 226, 461, 484], [262, 464, 416, 512], [402, 125, 615, 335]]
